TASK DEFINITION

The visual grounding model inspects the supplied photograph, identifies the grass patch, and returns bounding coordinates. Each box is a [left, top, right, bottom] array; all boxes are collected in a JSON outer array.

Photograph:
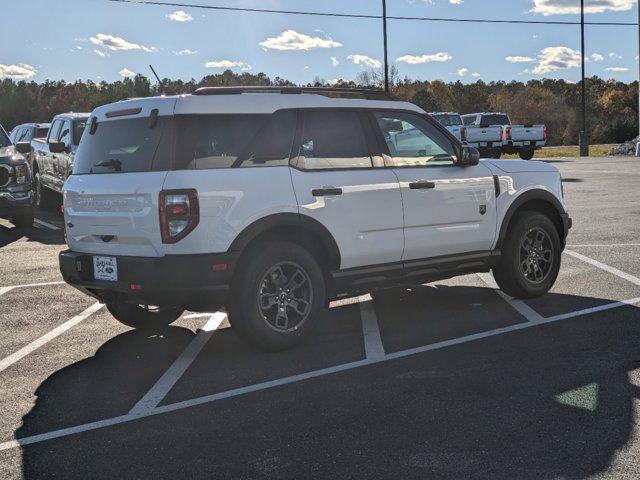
[[502, 144, 614, 159]]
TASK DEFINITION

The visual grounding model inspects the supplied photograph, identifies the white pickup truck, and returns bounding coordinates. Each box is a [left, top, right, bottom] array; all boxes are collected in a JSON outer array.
[[428, 112, 465, 142], [463, 113, 547, 160]]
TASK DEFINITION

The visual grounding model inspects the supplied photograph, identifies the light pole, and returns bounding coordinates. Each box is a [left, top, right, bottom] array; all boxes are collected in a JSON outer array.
[[382, 0, 389, 93], [579, 0, 589, 156]]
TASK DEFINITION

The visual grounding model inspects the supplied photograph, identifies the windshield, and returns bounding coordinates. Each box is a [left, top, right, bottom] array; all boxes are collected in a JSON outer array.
[[73, 117, 167, 174], [480, 114, 510, 127], [433, 114, 462, 127], [0, 126, 10, 148]]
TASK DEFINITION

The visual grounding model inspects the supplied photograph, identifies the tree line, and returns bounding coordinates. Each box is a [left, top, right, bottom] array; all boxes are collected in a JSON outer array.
[[1, 69, 637, 146]]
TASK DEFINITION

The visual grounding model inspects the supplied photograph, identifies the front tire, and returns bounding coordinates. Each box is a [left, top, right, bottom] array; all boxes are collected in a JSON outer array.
[[228, 241, 326, 351], [107, 303, 183, 330], [492, 211, 561, 299]]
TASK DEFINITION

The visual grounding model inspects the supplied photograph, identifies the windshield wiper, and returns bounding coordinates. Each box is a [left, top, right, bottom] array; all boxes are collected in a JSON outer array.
[[92, 159, 122, 172]]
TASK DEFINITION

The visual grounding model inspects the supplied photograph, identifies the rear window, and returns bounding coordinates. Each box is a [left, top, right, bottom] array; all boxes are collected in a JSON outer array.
[[480, 114, 510, 127], [73, 111, 297, 174], [73, 117, 167, 174], [433, 114, 462, 127]]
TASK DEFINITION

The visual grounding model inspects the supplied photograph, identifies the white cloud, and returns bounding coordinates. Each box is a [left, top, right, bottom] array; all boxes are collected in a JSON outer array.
[[94, 49, 106, 57], [90, 33, 155, 53], [396, 52, 452, 64], [506, 56, 535, 63], [591, 53, 604, 62], [530, 0, 636, 16], [174, 49, 197, 56], [205, 60, 252, 71], [471, 72, 481, 77], [609, 52, 623, 59], [457, 67, 469, 77], [0, 63, 37, 80], [347, 54, 382, 68], [119, 68, 136, 78], [165, 10, 193, 22], [605, 67, 630, 72], [259, 30, 342, 51], [532, 46, 581, 74], [449, 0, 463, 3], [330, 56, 340, 67]]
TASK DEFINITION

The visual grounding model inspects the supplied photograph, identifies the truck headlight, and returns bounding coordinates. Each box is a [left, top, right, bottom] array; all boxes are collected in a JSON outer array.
[[15, 164, 28, 184]]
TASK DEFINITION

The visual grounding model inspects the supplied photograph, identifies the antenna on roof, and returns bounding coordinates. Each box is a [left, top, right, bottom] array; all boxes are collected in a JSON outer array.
[[149, 65, 164, 96]]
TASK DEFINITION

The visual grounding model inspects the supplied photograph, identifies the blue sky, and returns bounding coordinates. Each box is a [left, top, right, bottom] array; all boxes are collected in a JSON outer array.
[[2, 0, 639, 84]]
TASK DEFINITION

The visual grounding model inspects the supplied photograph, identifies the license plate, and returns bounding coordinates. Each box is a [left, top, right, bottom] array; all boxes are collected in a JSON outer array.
[[93, 256, 118, 282]]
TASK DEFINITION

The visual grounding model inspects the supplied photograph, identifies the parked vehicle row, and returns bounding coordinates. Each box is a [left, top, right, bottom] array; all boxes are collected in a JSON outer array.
[[57, 87, 570, 351]]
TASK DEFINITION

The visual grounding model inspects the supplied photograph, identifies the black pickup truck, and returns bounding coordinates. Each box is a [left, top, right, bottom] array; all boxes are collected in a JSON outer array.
[[30, 113, 88, 209], [0, 124, 34, 227]]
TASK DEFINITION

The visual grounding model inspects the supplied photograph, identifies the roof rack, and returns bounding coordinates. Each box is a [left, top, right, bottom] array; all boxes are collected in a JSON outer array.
[[191, 86, 396, 101]]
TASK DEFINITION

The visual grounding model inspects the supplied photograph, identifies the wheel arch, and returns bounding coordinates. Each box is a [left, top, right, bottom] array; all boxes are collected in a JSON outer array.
[[228, 213, 342, 272], [496, 189, 566, 250]]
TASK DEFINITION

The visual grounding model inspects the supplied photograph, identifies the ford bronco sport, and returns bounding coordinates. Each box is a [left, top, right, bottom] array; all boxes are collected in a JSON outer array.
[[59, 87, 571, 351]]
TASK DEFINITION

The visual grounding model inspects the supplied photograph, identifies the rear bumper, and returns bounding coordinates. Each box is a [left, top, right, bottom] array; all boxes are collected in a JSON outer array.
[[59, 250, 238, 310], [0, 190, 33, 218]]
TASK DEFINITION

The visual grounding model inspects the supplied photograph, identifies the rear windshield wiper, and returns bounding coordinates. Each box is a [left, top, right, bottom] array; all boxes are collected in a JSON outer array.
[[92, 159, 122, 172]]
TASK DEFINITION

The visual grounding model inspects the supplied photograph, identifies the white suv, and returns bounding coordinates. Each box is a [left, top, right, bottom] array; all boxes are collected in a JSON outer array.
[[59, 87, 571, 350]]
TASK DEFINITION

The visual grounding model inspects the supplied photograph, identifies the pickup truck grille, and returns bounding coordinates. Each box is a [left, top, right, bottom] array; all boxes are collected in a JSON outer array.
[[0, 165, 11, 188]]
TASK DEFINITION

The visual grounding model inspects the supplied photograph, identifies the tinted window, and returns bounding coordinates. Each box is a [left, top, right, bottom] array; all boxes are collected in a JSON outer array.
[[35, 127, 49, 139], [173, 114, 268, 170], [59, 121, 71, 146], [73, 117, 167, 174], [297, 111, 372, 170], [73, 119, 87, 145], [433, 114, 462, 127], [462, 115, 476, 126], [374, 111, 456, 167], [238, 110, 296, 168], [480, 114, 510, 127]]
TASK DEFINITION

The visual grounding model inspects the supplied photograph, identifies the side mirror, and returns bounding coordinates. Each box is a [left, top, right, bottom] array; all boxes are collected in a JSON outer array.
[[49, 141, 66, 153], [459, 145, 480, 166], [15, 141, 31, 154]]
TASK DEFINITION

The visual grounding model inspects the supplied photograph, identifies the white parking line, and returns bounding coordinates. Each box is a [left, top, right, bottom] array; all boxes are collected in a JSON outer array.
[[128, 312, 226, 414], [545, 297, 640, 322], [0, 303, 103, 374], [2, 298, 625, 452], [565, 249, 640, 287], [33, 218, 61, 231], [0, 281, 65, 296], [359, 295, 385, 360], [568, 243, 640, 248], [477, 273, 544, 323]]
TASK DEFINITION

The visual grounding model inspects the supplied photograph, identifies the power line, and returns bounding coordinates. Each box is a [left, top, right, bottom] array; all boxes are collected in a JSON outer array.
[[108, 0, 637, 26]]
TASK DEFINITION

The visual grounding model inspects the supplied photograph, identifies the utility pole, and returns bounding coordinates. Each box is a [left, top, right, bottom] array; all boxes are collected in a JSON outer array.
[[579, 0, 589, 156], [382, 0, 389, 93]]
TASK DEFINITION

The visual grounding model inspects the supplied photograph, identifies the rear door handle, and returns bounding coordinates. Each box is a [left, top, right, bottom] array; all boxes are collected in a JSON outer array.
[[409, 181, 436, 190], [312, 187, 343, 196]]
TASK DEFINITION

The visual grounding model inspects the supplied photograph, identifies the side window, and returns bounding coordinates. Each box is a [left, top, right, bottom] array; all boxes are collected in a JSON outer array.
[[297, 110, 372, 170], [373, 111, 457, 167], [237, 110, 296, 168], [48, 120, 62, 143], [173, 114, 268, 170], [15, 128, 27, 142], [58, 121, 71, 147], [19, 128, 33, 141], [73, 119, 87, 145], [462, 116, 475, 126]]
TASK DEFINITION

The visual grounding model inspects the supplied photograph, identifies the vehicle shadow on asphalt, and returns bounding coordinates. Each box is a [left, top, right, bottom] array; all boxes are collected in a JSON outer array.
[[13, 291, 640, 479], [0, 224, 64, 248]]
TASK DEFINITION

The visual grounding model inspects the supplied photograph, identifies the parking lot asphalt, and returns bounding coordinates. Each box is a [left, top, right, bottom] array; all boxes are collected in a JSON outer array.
[[1, 155, 639, 479]]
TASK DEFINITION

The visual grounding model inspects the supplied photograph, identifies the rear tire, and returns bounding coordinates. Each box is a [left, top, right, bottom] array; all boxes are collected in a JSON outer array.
[[32, 172, 55, 211], [492, 211, 561, 299], [107, 303, 183, 330], [228, 241, 326, 351], [11, 210, 34, 228], [519, 148, 535, 160]]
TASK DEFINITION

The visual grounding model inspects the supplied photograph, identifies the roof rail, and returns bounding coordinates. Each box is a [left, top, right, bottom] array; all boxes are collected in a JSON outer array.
[[191, 86, 396, 101]]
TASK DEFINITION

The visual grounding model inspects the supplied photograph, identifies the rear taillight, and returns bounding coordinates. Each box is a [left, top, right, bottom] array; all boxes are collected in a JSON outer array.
[[461, 127, 467, 142], [543, 125, 548, 140], [505, 126, 512, 141], [159, 189, 199, 244]]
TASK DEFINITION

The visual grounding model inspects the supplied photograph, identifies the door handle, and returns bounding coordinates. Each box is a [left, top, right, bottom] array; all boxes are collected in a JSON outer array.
[[409, 181, 436, 190], [312, 187, 343, 197]]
